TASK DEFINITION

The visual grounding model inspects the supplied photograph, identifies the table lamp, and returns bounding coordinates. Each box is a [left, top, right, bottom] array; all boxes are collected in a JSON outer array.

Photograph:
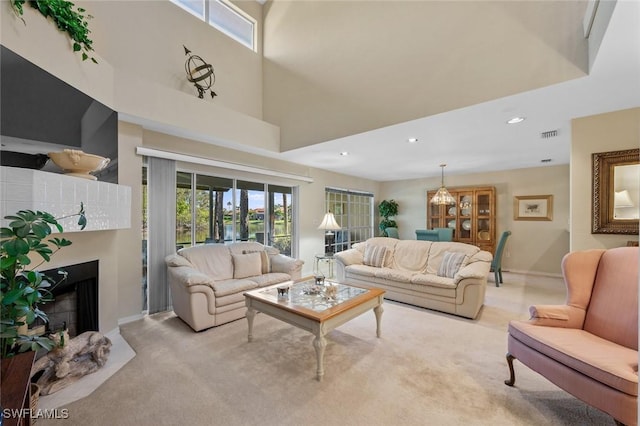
[[318, 212, 341, 256]]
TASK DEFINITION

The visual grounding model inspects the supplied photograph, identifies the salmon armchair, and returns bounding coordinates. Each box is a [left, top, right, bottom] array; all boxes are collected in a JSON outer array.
[[505, 247, 638, 426]]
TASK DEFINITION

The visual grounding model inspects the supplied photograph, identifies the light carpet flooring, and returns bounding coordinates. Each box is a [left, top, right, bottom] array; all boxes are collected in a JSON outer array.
[[38, 273, 616, 425]]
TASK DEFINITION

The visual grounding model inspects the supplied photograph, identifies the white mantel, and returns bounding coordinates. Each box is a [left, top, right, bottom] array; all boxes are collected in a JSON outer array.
[[0, 166, 131, 232]]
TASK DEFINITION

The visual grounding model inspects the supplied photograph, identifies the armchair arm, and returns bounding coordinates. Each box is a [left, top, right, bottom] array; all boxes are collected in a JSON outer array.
[[334, 249, 364, 267], [271, 254, 304, 280], [454, 256, 491, 284], [167, 265, 216, 288], [527, 304, 586, 328]]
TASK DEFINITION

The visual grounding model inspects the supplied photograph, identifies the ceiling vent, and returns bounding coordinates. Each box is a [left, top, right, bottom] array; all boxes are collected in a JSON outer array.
[[540, 130, 558, 139]]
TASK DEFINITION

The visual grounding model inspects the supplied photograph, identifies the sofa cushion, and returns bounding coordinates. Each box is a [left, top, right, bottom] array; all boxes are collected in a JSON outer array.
[[426, 242, 479, 275], [392, 240, 431, 272], [179, 244, 233, 280], [509, 321, 638, 396], [232, 252, 262, 279], [364, 245, 388, 267], [248, 273, 292, 287], [346, 264, 379, 277], [438, 251, 467, 278], [229, 241, 280, 256], [212, 278, 259, 297], [243, 250, 271, 274], [374, 268, 414, 283], [411, 273, 456, 289]]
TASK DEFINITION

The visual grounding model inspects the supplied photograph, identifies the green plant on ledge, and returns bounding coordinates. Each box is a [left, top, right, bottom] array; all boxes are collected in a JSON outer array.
[[0, 205, 86, 358], [378, 199, 399, 236], [11, 0, 98, 63]]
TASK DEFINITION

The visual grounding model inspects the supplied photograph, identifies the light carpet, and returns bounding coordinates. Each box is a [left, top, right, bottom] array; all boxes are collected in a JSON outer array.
[[38, 273, 615, 425]]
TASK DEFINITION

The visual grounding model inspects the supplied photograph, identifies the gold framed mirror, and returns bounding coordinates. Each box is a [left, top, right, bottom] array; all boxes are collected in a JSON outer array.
[[592, 148, 640, 234]]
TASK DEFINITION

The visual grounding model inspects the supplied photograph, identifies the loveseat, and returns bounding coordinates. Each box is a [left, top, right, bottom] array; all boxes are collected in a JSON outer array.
[[165, 242, 303, 331], [505, 247, 638, 426], [334, 237, 492, 319]]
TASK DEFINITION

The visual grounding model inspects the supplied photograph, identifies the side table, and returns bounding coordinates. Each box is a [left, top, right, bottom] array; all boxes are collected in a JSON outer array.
[[314, 253, 335, 278]]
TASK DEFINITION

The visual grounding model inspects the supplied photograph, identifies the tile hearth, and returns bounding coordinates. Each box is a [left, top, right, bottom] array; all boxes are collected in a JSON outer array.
[[38, 330, 136, 410]]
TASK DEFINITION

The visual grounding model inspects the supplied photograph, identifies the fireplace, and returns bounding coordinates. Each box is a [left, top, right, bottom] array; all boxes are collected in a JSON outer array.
[[38, 260, 99, 337]]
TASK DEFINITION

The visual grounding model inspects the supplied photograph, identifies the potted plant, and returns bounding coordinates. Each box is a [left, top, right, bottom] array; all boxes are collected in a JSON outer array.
[[0, 205, 86, 358], [378, 199, 399, 236]]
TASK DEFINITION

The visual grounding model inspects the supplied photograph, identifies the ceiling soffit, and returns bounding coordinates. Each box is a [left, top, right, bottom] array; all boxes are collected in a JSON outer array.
[[262, 1, 588, 152]]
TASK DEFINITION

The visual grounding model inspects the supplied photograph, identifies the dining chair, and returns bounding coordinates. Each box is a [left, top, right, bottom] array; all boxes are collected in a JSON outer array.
[[385, 227, 400, 239], [415, 229, 439, 241], [491, 231, 511, 287], [434, 227, 454, 242]]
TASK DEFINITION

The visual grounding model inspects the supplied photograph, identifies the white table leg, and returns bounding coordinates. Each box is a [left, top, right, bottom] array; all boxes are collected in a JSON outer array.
[[246, 307, 256, 342], [374, 303, 383, 338], [313, 332, 327, 381]]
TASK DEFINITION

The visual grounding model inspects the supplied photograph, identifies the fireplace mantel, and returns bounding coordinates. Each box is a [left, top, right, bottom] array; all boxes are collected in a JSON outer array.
[[0, 166, 131, 231]]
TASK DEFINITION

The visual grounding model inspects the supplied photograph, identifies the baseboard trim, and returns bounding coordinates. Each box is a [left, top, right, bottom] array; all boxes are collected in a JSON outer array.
[[506, 269, 563, 279], [117, 313, 145, 326]]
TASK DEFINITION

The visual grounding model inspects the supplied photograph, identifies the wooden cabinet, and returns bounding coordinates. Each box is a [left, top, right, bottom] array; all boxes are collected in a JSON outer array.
[[1, 351, 36, 426], [427, 186, 496, 254]]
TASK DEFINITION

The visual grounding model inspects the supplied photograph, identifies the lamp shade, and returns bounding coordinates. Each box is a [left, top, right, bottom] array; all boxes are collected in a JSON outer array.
[[318, 212, 341, 231], [614, 190, 634, 208], [430, 186, 456, 205], [430, 164, 456, 205]]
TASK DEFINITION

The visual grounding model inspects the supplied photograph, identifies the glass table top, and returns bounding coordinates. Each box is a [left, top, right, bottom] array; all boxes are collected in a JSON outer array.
[[258, 281, 367, 313]]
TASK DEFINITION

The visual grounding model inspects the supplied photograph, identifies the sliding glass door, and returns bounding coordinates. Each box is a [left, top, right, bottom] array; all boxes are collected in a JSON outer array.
[[173, 170, 297, 255]]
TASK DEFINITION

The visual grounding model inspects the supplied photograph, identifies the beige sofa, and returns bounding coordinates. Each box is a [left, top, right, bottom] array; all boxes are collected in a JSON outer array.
[[165, 242, 303, 331], [334, 237, 492, 319]]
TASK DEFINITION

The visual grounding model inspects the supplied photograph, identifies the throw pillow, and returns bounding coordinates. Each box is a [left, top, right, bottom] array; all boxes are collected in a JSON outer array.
[[364, 245, 387, 267], [437, 251, 467, 278], [232, 252, 262, 279], [242, 250, 271, 274]]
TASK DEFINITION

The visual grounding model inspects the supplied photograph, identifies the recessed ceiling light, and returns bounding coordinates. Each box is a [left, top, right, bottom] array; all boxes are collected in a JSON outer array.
[[340, 152, 349, 156], [407, 138, 418, 143], [507, 117, 526, 124]]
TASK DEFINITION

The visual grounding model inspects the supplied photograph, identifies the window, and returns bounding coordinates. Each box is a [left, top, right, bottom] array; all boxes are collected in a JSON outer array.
[[325, 188, 374, 253], [171, 170, 297, 256], [171, 0, 256, 51]]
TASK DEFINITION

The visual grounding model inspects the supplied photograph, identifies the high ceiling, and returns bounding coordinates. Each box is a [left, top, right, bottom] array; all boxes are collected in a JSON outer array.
[[261, 0, 640, 181]]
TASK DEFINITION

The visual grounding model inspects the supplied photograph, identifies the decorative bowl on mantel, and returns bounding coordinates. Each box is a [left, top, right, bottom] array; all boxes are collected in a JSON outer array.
[[48, 149, 110, 180]]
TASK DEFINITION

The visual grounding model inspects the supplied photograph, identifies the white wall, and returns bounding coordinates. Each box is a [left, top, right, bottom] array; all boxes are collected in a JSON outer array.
[[380, 165, 570, 275]]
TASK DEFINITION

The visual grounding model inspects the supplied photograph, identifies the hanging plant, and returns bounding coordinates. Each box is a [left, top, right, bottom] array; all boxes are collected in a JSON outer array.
[[11, 0, 98, 63]]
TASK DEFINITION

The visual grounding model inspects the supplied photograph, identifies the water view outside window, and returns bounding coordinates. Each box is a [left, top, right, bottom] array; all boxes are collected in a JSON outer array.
[[172, 171, 295, 256], [269, 184, 293, 256]]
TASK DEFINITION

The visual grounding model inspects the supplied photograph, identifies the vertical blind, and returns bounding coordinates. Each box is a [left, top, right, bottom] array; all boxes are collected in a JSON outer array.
[[147, 157, 177, 314]]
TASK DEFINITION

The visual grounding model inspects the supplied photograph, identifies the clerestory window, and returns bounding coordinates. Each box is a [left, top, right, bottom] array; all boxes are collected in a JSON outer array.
[[171, 0, 257, 51]]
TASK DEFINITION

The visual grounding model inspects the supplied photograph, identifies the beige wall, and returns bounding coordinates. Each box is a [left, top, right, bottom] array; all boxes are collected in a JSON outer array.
[[570, 107, 640, 250], [380, 165, 570, 275], [86, 0, 263, 119]]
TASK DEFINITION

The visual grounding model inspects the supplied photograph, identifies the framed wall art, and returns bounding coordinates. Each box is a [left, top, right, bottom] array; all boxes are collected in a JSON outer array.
[[514, 195, 553, 221]]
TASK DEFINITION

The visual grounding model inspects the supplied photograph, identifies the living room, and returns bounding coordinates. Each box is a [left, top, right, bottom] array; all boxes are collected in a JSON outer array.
[[0, 1, 638, 424]]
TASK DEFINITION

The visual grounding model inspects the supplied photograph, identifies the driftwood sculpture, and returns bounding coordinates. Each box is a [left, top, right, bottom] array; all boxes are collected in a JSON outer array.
[[31, 331, 112, 395]]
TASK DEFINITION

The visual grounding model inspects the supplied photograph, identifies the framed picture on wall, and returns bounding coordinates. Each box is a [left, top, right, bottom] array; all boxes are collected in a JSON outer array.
[[514, 195, 553, 221]]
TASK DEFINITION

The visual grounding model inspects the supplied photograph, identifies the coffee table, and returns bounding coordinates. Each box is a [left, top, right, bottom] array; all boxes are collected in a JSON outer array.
[[244, 280, 385, 381]]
